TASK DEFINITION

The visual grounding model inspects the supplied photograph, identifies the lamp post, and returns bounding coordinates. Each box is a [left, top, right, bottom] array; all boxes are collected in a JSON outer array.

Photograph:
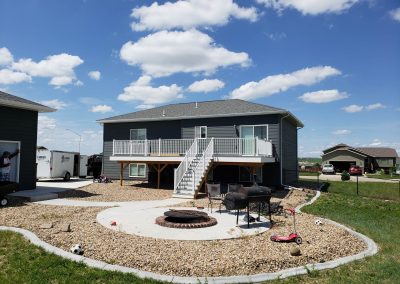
[[66, 129, 82, 153]]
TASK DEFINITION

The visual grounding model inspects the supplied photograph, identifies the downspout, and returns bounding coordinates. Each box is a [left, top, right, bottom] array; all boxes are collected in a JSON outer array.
[[280, 113, 303, 189]]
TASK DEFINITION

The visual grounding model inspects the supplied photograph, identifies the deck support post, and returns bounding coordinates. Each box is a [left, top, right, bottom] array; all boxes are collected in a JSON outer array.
[[120, 162, 124, 186]]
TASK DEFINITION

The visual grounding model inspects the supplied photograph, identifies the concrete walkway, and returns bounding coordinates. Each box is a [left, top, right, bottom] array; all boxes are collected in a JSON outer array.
[[8, 179, 93, 202], [300, 174, 399, 183]]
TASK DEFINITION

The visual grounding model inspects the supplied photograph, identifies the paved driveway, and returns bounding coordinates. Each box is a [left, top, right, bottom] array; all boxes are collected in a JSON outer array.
[[300, 174, 399, 183]]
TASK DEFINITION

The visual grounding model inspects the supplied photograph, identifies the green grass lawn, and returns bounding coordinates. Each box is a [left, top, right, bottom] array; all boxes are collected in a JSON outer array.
[[272, 192, 400, 283], [299, 171, 320, 177], [1, 183, 399, 283], [324, 180, 400, 201], [366, 173, 400, 180]]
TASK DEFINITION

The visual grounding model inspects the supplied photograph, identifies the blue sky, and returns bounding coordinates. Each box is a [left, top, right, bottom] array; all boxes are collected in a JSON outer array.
[[0, 0, 399, 156]]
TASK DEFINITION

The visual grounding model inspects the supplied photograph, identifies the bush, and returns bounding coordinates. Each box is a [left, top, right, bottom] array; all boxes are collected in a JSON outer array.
[[341, 170, 350, 181]]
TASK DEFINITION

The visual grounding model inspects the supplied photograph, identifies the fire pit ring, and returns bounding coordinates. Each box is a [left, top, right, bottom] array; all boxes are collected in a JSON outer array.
[[156, 209, 217, 229]]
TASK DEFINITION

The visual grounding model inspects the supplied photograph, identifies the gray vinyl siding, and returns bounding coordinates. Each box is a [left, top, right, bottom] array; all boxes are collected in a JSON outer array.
[[0, 106, 38, 190], [102, 113, 300, 186], [281, 118, 298, 185], [103, 120, 181, 179]]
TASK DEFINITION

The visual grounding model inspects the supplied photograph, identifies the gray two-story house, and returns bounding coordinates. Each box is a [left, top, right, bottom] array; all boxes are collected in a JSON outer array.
[[98, 99, 303, 198]]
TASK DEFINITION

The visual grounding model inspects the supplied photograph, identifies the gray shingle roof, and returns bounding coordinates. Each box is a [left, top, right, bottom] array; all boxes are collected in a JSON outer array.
[[356, 147, 399, 158], [98, 99, 303, 126], [0, 91, 55, 113]]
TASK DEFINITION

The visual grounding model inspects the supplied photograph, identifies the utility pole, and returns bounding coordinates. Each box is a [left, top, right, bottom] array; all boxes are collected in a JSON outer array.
[[66, 129, 82, 153]]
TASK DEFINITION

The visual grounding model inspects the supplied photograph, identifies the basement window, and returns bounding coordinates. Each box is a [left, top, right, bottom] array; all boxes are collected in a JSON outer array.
[[129, 163, 146, 178]]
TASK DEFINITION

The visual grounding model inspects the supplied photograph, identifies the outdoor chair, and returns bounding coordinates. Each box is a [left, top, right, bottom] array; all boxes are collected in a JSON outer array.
[[207, 183, 223, 213]]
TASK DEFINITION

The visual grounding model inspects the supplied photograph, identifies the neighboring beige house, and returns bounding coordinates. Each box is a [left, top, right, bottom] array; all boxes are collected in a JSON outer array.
[[321, 144, 398, 173]]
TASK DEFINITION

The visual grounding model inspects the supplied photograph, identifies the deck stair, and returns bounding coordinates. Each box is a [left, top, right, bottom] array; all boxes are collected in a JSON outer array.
[[173, 138, 214, 198]]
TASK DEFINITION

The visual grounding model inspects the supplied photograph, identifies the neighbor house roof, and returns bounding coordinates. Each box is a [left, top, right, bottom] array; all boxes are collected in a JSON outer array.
[[355, 147, 399, 158], [97, 99, 304, 127], [0, 91, 55, 113], [322, 144, 398, 159]]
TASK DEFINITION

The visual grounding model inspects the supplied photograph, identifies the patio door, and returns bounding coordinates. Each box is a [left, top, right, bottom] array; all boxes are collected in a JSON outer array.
[[0, 140, 20, 183], [240, 125, 268, 155]]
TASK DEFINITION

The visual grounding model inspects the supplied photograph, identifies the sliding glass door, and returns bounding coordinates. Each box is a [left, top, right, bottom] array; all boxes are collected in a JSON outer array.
[[240, 125, 268, 155]]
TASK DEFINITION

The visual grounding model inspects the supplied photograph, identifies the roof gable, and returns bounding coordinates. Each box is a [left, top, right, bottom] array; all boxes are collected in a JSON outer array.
[[0, 91, 55, 113], [98, 99, 303, 127]]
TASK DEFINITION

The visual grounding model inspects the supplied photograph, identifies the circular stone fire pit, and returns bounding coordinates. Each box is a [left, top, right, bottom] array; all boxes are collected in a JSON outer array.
[[155, 209, 217, 229]]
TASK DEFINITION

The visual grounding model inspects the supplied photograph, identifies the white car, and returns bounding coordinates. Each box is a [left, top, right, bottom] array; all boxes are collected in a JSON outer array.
[[322, 164, 335, 174]]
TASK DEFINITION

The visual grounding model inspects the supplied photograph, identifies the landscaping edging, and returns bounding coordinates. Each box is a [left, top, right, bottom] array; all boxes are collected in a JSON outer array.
[[0, 190, 379, 283]]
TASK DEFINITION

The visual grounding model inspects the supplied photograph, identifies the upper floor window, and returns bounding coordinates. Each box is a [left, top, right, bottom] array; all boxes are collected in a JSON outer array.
[[240, 125, 268, 140], [130, 128, 147, 140]]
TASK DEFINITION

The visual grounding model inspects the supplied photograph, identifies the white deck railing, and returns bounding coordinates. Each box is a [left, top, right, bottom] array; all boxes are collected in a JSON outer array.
[[113, 138, 273, 157]]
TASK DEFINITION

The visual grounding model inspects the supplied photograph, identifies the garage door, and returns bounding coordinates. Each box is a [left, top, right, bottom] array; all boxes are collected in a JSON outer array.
[[330, 161, 355, 173], [0, 140, 20, 182]]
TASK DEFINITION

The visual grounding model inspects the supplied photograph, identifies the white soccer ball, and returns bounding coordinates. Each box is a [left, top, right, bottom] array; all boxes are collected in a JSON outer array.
[[70, 244, 84, 255], [315, 219, 323, 226]]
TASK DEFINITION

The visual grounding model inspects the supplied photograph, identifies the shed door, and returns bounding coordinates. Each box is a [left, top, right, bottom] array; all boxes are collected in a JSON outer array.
[[0, 140, 20, 183]]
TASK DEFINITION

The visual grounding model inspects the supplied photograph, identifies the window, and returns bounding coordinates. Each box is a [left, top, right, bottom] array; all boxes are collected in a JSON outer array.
[[130, 129, 147, 140], [129, 163, 146, 177], [240, 125, 268, 140], [195, 126, 207, 138], [239, 167, 263, 183]]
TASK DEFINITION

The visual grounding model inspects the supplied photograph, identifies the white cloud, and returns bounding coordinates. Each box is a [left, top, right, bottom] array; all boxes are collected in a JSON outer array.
[[299, 89, 348, 103], [90, 105, 113, 113], [0, 47, 13, 66], [131, 0, 258, 31], [342, 104, 364, 113], [12, 53, 83, 87], [88, 70, 101, 80], [75, 80, 84, 86], [0, 69, 31, 85], [257, 0, 359, 15], [332, 129, 352, 135], [40, 99, 67, 110], [266, 32, 287, 41], [389, 7, 400, 22], [38, 115, 57, 134], [118, 75, 183, 106], [188, 79, 225, 93], [342, 103, 386, 113], [369, 138, 382, 146], [136, 104, 156, 110], [230, 66, 341, 100], [120, 29, 250, 77], [366, 103, 386, 110]]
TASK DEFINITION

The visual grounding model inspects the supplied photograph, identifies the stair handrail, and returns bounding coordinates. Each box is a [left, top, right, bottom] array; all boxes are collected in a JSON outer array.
[[174, 138, 198, 192], [192, 138, 214, 191]]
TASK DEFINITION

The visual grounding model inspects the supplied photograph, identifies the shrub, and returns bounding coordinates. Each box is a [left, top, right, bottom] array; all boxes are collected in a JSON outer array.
[[341, 170, 350, 181]]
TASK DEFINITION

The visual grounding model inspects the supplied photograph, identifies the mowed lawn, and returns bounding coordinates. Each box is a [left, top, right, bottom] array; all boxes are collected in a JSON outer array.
[[323, 180, 400, 201], [1, 185, 399, 283]]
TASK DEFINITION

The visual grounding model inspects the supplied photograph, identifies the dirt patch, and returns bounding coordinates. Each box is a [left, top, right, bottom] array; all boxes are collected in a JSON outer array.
[[58, 181, 173, 201]]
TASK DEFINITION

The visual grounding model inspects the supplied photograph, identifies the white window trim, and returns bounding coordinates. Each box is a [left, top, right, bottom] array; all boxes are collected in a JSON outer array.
[[129, 163, 147, 178], [239, 124, 269, 140], [195, 126, 207, 138], [238, 166, 263, 183], [129, 128, 147, 140]]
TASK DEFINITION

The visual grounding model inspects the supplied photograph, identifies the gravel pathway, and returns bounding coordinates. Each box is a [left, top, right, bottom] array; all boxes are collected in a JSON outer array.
[[58, 181, 173, 202], [0, 190, 366, 277]]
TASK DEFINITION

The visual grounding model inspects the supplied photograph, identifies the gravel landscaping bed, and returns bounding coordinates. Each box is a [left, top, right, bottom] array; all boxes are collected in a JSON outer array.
[[58, 181, 173, 201], [0, 189, 367, 277]]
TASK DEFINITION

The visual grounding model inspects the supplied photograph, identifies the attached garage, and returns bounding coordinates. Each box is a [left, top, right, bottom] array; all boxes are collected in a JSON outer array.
[[322, 147, 367, 173], [0, 91, 55, 190]]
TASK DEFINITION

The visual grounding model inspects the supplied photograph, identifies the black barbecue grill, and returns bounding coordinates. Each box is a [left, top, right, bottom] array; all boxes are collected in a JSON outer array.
[[223, 185, 272, 228]]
